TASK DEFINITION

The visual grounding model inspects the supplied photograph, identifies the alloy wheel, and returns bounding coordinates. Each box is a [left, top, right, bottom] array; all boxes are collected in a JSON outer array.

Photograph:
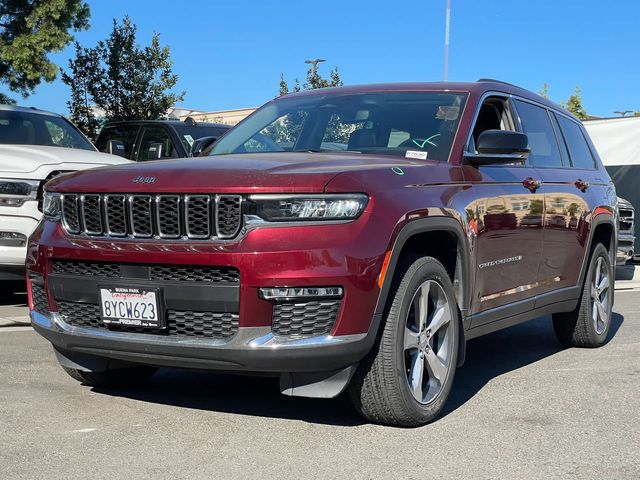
[[403, 279, 455, 405], [591, 256, 611, 335]]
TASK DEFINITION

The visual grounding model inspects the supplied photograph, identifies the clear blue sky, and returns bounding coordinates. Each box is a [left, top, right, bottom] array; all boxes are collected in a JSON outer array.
[[5, 0, 639, 117]]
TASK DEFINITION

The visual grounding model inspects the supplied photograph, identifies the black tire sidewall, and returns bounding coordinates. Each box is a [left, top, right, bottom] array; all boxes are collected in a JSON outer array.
[[390, 257, 460, 421]]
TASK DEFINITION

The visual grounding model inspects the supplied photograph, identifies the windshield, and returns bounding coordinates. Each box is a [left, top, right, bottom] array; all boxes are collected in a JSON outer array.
[[209, 91, 467, 161], [0, 110, 95, 151]]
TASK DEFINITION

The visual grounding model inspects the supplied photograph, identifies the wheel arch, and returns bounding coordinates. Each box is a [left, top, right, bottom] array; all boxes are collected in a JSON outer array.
[[372, 217, 471, 365]]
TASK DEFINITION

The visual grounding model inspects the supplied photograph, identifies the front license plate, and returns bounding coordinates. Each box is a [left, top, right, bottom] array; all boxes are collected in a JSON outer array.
[[99, 286, 163, 328]]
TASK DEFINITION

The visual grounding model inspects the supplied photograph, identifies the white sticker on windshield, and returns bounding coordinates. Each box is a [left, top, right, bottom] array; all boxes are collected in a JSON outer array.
[[183, 134, 194, 146], [405, 150, 428, 160]]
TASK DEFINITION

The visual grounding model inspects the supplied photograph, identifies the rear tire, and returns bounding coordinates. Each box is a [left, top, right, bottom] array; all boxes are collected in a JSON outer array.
[[61, 365, 157, 388], [348, 256, 460, 427], [552, 242, 613, 348]]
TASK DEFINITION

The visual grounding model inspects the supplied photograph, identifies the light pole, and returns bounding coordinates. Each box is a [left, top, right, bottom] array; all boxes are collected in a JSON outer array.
[[444, 0, 451, 81], [304, 58, 326, 75]]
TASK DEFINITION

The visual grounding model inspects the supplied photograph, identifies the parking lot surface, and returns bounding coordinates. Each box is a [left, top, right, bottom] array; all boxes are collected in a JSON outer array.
[[1, 284, 639, 480]]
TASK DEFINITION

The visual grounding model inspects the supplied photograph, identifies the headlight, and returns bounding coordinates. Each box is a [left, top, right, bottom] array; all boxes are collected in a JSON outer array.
[[249, 194, 368, 222], [0, 178, 38, 207], [42, 192, 61, 221]]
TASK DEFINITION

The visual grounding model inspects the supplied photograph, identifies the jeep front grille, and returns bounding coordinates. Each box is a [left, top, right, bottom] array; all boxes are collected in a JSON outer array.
[[61, 193, 243, 240]]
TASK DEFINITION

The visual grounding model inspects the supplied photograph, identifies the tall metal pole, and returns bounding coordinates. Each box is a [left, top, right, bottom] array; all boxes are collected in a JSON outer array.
[[444, 0, 451, 81]]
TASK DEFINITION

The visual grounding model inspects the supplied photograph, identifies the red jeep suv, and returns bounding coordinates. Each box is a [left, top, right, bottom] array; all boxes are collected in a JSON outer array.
[[27, 80, 617, 427]]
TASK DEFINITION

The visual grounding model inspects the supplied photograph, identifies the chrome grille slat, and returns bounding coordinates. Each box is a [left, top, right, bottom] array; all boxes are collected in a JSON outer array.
[[104, 194, 127, 236], [61, 194, 80, 234], [60, 193, 242, 240], [129, 195, 153, 238], [157, 195, 181, 238], [216, 195, 243, 239], [81, 194, 103, 235], [185, 195, 211, 239]]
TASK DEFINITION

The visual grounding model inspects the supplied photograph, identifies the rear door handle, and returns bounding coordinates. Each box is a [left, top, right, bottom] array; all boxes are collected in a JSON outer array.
[[575, 179, 589, 192], [522, 177, 542, 192]]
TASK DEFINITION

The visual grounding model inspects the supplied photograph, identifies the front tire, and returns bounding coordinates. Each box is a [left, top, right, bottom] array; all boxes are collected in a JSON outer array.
[[348, 256, 460, 427], [552, 242, 613, 348]]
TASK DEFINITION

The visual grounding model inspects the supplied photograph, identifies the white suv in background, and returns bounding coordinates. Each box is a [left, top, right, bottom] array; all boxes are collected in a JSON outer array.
[[0, 104, 130, 280]]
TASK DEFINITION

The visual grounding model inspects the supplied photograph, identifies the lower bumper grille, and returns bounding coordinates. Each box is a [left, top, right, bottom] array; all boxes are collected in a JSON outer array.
[[57, 301, 239, 339], [31, 280, 50, 317], [272, 300, 340, 338]]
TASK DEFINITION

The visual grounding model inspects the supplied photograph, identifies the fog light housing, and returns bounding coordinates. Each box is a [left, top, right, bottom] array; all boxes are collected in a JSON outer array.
[[259, 286, 343, 301], [0, 232, 27, 247]]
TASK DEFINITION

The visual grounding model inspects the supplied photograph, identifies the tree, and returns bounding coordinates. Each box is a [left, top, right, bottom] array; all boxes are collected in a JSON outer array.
[[538, 83, 549, 99], [561, 86, 588, 120], [279, 62, 342, 96], [0, 0, 90, 102], [62, 16, 184, 137], [60, 42, 100, 138]]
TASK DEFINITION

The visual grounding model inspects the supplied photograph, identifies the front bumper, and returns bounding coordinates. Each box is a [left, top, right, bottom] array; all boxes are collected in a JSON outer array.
[[31, 310, 378, 373], [0, 212, 39, 277]]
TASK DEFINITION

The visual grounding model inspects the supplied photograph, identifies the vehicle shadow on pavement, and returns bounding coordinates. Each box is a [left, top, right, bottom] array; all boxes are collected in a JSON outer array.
[[443, 312, 624, 418], [94, 370, 364, 426], [92, 313, 624, 427], [0, 281, 27, 306]]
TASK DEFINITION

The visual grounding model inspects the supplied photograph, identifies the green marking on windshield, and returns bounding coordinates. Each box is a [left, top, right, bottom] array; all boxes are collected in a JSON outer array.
[[412, 134, 441, 149], [392, 167, 405, 176]]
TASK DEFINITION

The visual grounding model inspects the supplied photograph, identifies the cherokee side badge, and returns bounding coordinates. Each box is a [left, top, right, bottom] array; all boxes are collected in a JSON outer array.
[[132, 176, 157, 184]]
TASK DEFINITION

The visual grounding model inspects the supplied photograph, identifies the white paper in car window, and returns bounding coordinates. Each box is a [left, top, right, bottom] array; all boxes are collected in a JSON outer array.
[[184, 134, 194, 146]]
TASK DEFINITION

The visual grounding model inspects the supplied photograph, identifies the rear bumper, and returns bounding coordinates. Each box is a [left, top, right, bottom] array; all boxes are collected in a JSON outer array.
[[31, 310, 379, 373]]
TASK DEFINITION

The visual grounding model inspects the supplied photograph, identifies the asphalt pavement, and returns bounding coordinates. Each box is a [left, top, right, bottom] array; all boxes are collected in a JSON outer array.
[[1, 281, 639, 479]]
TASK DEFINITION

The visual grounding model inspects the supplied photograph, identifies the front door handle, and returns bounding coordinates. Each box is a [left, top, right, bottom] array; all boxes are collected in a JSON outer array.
[[522, 177, 542, 193], [575, 179, 589, 192]]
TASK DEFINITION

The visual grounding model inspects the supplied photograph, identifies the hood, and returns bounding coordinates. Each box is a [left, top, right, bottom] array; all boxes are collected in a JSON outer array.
[[45, 152, 437, 193], [0, 145, 130, 177]]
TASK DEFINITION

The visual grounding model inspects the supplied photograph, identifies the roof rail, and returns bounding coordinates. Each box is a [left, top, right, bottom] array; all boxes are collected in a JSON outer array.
[[476, 78, 522, 89]]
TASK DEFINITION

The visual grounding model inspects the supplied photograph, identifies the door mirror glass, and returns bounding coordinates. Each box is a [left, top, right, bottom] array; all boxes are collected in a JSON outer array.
[[477, 130, 530, 155], [464, 130, 530, 166], [191, 136, 218, 157]]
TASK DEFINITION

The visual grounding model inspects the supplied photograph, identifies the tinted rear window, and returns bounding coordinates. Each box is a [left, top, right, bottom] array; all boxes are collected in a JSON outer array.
[[556, 115, 595, 170]]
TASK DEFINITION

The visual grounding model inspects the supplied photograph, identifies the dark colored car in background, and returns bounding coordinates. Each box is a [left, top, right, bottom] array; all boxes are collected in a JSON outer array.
[[95, 118, 230, 161], [28, 80, 618, 427]]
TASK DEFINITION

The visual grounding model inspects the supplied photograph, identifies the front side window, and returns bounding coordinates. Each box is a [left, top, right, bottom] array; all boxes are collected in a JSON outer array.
[[96, 125, 140, 158], [0, 110, 94, 151], [556, 115, 595, 169], [209, 92, 468, 162], [514, 100, 563, 168]]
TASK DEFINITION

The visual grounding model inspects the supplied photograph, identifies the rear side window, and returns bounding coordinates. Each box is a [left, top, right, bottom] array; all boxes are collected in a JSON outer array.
[[514, 99, 563, 168], [556, 115, 595, 169]]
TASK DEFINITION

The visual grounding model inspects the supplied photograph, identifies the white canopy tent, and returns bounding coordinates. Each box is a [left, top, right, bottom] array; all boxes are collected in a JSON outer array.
[[584, 116, 640, 251]]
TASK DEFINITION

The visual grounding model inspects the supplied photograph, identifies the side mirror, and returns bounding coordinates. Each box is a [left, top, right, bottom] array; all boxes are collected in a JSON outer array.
[[464, 130, 530, 166], [191, 136, 218, 157], [147, 142, 163, 160], [107, 139, 126, 157]]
